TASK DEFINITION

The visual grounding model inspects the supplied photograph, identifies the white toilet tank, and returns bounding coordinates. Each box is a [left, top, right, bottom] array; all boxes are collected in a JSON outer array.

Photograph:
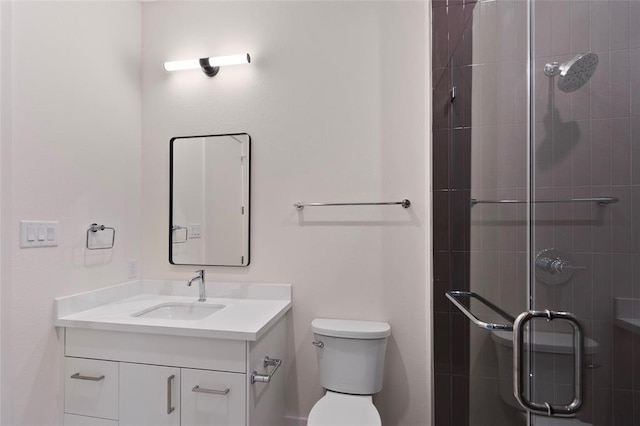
[[312, 318, 391, 395]]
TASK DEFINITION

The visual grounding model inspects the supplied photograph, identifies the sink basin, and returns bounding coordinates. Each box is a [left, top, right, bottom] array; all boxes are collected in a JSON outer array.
[[132, 303, 225, 320]]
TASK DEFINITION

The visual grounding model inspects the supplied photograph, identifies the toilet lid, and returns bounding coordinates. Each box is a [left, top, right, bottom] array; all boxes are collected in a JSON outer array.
[[307, 392, 381, 426]]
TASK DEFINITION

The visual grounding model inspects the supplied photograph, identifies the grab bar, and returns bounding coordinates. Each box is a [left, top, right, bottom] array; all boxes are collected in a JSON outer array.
[[445, 291, 515, 331], [294, 199, 411, 211], [470, 196, 618, 207]]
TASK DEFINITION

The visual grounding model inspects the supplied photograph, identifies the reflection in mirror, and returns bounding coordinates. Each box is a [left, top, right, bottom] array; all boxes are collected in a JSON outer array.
[[170, 133, 250, 266]]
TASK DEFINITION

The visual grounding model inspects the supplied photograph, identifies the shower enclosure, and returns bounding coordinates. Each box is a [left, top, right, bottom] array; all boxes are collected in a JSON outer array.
[[433, 0, 640, 424]]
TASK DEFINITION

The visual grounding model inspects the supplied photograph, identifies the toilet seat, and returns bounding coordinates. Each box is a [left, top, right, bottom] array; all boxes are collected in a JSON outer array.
[[307, 391, 381, 426]]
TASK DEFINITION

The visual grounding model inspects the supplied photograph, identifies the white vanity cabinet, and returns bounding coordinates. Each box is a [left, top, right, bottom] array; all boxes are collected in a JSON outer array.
[[119, 363, 181, 426], [60, 314, 286, 426], [180, 368, 246, 426], [64, 358, 119, 424]]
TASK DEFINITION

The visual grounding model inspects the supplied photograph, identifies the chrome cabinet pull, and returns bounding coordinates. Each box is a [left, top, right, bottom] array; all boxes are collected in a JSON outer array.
[[251, 356, 282, 384], [167, 374, 175, 414], [513, 309, 583, 416], [192, 385, 230, 395], [70, 372, 105, 381]]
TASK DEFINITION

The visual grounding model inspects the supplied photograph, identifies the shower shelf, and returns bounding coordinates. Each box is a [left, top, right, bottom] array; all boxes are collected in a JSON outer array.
[[470, 196, 618, 207], [445, 291, 515, 331]]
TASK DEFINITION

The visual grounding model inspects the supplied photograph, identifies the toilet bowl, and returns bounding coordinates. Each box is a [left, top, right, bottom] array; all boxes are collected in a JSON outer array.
[[307, 391, 381, 426], [306, 318, 391, 426], [491, 330, 598, 425]]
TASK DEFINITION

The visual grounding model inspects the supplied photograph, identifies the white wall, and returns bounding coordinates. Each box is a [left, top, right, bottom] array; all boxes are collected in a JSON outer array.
[[141, 2, 427, 423], [0, 2, 11, 424], [3, 2, 141, 424]]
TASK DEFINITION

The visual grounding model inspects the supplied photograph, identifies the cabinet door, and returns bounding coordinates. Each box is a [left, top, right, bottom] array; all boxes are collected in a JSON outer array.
[[64, 413, 119, 426], [181, 368, 246, 426], [119, 363, 180, 426], [65, 357, 119, 420]]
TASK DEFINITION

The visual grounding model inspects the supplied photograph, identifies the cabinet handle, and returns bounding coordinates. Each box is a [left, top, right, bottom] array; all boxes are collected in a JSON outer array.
[[70, 373, 105, 382], [192, 385, 230, 395], [167, 374, 175, 414]]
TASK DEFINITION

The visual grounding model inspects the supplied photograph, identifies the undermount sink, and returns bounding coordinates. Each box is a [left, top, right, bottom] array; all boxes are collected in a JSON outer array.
[[132, 303, 225, 320]]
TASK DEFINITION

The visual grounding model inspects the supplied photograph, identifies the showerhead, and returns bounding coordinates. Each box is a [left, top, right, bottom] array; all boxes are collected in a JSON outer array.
[[543, 53, 598, 93]]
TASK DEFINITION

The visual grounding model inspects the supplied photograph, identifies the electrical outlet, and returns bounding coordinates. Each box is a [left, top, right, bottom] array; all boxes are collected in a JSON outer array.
[[189, 223, 201, 239], [126, 260, 138, 279]]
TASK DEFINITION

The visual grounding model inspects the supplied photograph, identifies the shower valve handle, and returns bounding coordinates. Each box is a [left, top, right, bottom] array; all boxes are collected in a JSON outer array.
[[536, 257, 586, 274]]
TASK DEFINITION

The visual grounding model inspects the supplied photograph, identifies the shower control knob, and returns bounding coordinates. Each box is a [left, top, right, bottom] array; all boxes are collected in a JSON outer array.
[[535, 248, 585, 285], [537, 257, 585, 274]]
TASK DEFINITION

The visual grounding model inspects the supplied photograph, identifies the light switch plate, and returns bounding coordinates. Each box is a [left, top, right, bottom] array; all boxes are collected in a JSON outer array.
[[20, 220, 58, 248]]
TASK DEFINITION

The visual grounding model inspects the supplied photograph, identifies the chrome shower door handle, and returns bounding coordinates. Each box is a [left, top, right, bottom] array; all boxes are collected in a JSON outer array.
[[513, 310, 584, 416]]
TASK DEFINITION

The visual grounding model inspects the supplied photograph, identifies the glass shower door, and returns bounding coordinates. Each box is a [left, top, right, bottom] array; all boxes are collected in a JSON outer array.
[[527, 0, 639, 424], [434, 0, 639, 423]]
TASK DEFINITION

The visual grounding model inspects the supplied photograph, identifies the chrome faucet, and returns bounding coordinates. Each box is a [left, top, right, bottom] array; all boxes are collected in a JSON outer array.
[[187, 269, 206, 302]]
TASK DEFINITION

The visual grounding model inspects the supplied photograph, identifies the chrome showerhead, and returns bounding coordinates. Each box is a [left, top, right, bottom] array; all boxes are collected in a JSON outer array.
[[543, 53, 598, 93]]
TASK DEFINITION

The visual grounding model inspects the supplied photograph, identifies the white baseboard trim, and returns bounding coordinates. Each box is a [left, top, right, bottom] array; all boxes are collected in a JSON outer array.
[[284, 415, 307, 426]]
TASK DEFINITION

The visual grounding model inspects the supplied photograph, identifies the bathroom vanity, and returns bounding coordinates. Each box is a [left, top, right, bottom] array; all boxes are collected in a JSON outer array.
[[55, 281, 291, 426]]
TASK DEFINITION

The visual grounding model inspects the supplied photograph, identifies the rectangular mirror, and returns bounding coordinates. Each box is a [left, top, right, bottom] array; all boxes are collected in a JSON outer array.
[[169, 133, 250, 266]]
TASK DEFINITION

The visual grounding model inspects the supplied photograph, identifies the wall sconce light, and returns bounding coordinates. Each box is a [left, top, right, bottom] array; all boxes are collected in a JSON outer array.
[[164, 53, 251, 77]]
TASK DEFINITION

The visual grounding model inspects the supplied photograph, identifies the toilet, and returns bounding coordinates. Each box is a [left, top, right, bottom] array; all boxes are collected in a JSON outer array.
[[307, 318, 391, 426], [491, 330, 598, 425]]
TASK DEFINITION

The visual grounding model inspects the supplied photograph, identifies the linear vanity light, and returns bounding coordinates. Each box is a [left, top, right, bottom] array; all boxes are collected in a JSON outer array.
[[163, 53, 251, 77]]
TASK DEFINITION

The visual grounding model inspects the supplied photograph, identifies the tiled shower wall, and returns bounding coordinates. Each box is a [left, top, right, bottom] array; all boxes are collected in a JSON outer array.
[[433, 0, 640, 424], [532, 0, 640, 423], [432, 0, 475, 424]]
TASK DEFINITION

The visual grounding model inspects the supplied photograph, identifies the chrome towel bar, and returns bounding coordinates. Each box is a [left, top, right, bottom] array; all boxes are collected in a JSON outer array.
[[251, 356, 282, 384], [470, 196, 618, 207], [445, 291, 515, 331], [294, 199, 411, 211]]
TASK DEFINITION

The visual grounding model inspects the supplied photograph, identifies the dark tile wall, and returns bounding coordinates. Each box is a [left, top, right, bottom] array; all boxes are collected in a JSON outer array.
[[432, 1, 475, 425], [434, 0, 640, 424]]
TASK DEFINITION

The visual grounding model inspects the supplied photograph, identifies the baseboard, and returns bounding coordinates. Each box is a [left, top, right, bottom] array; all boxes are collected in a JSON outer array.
[[284, 415, 307, 426]]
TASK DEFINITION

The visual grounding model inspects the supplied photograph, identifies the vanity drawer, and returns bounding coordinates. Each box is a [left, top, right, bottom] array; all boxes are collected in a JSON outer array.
[[181, 368, 246, 426], [64, 357, 119, 420], [64, 414, 118, 426], [66, 328, 247, 372]]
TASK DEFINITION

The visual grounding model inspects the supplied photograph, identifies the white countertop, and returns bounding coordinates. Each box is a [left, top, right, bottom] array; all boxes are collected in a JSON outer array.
[[55, 280, 291, 341]]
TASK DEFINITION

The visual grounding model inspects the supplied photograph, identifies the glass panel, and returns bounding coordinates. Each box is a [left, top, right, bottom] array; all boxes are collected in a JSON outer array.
[[435, 0, 639, 421], [432, 0, 530, 423], [530, 0, 639, 423]]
